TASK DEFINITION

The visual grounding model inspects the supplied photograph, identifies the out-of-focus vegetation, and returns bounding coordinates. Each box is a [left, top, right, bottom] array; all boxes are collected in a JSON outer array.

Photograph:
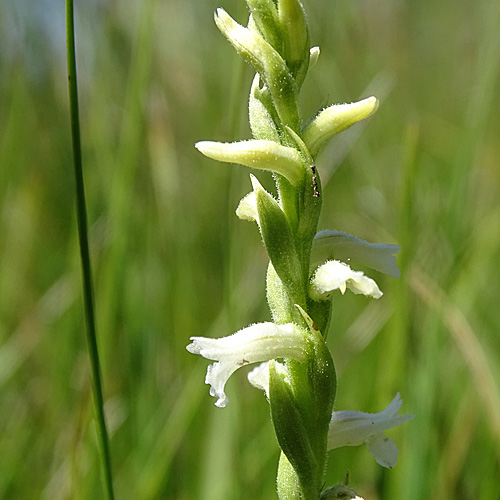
[[1, 0, 499, 499]]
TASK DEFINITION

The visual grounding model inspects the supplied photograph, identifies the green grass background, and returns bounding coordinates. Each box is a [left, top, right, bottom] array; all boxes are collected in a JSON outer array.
[[1, 0, 500, 498]]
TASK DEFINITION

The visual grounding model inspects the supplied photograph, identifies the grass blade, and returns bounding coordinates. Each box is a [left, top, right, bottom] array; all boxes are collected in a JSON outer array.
[[65, 1, 116, 498]]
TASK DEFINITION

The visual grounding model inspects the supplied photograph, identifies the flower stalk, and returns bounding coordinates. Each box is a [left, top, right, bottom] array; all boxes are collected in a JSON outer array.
[[187, 0, 411, 497]]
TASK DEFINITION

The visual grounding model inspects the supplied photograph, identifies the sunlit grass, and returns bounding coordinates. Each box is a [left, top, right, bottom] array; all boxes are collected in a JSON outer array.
[[1, 0, 499, 498]]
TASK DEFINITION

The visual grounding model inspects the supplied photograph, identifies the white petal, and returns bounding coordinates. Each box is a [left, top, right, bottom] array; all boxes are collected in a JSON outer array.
[[365, 433, 398, 469], [205, 361, 238, 408], [309, 260, 383, 301], [247, 361, 289, 399], [312, 230, 401, 278], [247, 361, 270, 395], [187, 322, 308, 407]]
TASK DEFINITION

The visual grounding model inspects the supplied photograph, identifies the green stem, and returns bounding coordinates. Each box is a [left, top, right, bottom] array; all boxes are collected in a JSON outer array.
[[65, 2, 116, 499]]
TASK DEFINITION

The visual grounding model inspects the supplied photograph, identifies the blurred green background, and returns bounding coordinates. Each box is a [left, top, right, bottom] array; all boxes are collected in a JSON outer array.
[[1, 0, 500, 498]]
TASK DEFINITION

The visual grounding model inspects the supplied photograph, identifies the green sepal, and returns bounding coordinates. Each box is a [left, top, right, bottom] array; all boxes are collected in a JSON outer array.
[[215, 8, 301, 132], [247, 0, 283, 54], [253, 176, 306, 305], [269, 360, 319, 499], [278, 0, 310, 89]]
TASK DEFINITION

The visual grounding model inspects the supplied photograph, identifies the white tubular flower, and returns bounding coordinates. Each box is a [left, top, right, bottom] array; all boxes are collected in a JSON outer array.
[[195, 139, 305, 186], [186, 323, 308, 407], [302, 97, 379, 158], [328, 394, 414, 468], [309, 260, 382, 301]]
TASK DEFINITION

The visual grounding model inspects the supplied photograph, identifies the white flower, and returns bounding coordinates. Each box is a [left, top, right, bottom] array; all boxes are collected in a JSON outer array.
[[247, 368, 412, 469], [247, 361, 271, 396], [302, 97, 379, 158], [328, 393, 414, 468], [195, 139, 304, 186], [186, 323, 308, 407], [309, 260, 383, 301]]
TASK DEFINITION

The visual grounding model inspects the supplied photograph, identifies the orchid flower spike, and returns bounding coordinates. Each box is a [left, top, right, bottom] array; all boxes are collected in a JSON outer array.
[[328, 393, 414, 468]]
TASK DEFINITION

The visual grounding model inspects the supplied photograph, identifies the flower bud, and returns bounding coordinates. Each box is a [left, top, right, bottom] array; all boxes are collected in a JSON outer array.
[[278, 0, 310, 88], [302, 96, 379, 158], [309, 46, 320, 69], [247, 0, 283, 53], [215, 8, 300, 131], [195, 139, 305, 186]]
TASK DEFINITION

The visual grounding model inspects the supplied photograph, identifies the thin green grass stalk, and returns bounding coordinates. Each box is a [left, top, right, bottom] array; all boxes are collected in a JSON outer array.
[[65, 1, 115, 499]]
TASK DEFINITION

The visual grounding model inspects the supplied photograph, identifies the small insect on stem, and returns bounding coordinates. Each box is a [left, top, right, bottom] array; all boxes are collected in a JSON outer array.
[[310, 165, 320, 198]]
